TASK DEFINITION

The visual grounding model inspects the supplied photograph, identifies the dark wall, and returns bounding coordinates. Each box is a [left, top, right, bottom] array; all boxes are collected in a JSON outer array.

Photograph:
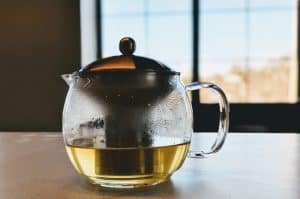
[[0, 1, 81, 131]]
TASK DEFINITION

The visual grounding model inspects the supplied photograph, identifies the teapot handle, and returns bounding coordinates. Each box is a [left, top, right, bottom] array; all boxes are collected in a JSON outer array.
[[185, 82, 230, 158]]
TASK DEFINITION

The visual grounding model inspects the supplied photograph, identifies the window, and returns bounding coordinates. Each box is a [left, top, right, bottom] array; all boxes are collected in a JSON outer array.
[[102, 0, 192, 83], [101, 0, 297, 103], [97, 0, 300, 131]]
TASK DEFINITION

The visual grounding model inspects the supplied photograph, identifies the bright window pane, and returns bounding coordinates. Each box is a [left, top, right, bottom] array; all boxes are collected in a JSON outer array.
[[102, 17, 146, 56], [148, 15, 191, 81], [200, 0, 297, 103], [201, 13, 246, 75], [203, 0, 245, 10], [102, 0, 143, 15], [102, 0, 192, 83], [250, 0, 295, 7], [149, 0, 191, 12]]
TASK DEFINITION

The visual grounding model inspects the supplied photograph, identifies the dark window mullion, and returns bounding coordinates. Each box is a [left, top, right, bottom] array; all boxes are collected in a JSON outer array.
[[297, 0, 300, 99], [97, 0, 102, 59], [192, 0, 200, 104], [192, 0, 202, 131]]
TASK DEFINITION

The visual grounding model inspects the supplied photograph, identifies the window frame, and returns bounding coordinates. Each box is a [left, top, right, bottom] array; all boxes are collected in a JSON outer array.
[[96, 0, 300, 132]]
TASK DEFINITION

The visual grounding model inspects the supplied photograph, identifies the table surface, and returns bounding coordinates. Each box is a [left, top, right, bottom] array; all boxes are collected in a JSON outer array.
[[0, 132, 299, 199]]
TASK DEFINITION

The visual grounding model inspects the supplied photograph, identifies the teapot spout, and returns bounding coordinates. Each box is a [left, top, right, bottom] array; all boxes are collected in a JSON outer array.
[[61, 73, 74, 86]]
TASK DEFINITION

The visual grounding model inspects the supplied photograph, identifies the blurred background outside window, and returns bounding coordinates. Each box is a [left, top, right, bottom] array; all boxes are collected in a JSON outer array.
[[101, 0, 298, 103]]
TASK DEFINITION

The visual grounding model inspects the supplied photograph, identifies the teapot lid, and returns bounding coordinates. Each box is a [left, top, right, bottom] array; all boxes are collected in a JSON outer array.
[[79, 37, 179, 77]]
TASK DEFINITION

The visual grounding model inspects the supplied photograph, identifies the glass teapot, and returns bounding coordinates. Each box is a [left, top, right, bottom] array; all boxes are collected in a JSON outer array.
[[62, 37, 229, 188]]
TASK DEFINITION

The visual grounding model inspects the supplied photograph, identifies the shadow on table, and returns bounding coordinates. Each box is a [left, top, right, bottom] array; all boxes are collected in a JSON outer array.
[[66, 176, 180, 198]]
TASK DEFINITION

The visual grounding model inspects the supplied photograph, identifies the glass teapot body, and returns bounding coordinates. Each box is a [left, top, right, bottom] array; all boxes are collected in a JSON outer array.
[[62, 72, 193, 187]]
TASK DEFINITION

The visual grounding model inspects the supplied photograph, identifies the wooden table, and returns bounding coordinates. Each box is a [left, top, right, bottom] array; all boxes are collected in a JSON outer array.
[[0, 132, 299, 199]]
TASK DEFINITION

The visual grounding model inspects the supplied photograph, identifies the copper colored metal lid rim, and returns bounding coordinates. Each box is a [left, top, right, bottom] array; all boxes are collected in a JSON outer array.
[[79, 69, 180, 77]]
